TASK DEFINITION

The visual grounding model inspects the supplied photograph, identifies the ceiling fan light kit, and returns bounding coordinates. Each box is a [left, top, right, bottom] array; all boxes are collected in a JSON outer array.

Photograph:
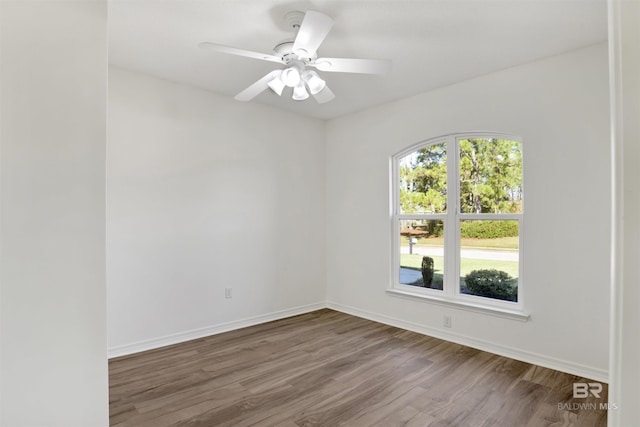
[[302, 70, 326, 95], [281, 62, 303, 87], [199, 10, 391, 104], [292, 82, 310, 101], [266, 72, 285, 96]]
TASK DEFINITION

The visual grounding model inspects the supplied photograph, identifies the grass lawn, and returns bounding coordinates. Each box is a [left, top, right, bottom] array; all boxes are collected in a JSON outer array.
[[400, 236, 518, 250], [400, 253, 519, 279]]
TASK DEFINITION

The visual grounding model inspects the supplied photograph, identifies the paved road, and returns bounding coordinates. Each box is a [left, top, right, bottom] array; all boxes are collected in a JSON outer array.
[[400, 245, 518, 262]]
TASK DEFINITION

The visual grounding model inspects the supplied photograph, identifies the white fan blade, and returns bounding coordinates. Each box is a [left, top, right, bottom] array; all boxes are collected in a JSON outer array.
[[292, 10, 333, 58], [235, 70, 283, 101], [312, 85, 335, 104], [198, 42, 284, 64], [314, 57, 391, 75]]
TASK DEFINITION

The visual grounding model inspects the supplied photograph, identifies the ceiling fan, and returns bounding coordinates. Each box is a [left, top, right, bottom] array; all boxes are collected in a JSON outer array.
[[198, 10, 391, 104]]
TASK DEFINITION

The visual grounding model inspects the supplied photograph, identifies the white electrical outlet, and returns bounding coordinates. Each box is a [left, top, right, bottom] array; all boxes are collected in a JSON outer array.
[[443, 315, 452, 328], [225, 288, 232, 299]]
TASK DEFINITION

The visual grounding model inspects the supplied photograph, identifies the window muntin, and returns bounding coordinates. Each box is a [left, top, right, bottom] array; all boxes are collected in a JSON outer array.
[[393, 134, 523, 309]]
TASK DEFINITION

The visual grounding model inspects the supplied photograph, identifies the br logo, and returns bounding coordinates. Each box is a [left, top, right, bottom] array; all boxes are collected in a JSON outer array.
[[573, 382, 602, 398]]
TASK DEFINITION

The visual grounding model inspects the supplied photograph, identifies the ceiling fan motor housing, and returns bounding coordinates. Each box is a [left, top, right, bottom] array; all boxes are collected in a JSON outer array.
[[273, 41, 317, 64]]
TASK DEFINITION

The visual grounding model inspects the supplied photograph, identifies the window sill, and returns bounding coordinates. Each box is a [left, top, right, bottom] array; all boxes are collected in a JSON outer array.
[[386, 288, 530, 322]]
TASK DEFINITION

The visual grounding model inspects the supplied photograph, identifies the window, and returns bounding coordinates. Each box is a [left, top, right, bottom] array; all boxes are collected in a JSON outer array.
[[391, 134, 523, 311]]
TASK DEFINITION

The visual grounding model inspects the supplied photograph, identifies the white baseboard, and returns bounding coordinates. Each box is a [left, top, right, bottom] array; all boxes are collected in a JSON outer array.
[[107, 302, 326, 359], [326, 301, 608, 383]]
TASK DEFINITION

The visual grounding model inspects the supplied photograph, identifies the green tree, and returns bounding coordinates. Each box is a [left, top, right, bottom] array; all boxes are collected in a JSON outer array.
[[459, 138, 522, 214], [400, 138, 521, 216], [399, 142, 447, 214]]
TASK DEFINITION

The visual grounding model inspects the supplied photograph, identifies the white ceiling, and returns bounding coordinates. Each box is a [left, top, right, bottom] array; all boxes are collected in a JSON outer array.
[[108, 0, 607, 120]]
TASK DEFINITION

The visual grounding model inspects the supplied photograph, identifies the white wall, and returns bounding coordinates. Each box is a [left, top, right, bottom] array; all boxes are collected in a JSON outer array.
[[325, 44, 611, 380], [107, 68, 326, 354], [0, 1, 108, 426]]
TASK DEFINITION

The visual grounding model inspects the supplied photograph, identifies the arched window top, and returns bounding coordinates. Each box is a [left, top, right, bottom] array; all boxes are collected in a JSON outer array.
[[395, 134, 523, 216]]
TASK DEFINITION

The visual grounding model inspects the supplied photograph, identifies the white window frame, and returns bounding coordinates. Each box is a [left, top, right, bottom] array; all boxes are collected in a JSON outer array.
[[388, 132, 528, 321]]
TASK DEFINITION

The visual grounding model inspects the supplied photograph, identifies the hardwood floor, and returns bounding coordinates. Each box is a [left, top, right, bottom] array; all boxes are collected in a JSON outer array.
[[109, 309, 608, 426]]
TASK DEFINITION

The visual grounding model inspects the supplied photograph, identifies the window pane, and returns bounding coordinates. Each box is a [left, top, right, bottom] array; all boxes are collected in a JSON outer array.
[[459, 220, 519, 302], [399, 142, 447, 214], [399, 219, 444, 290], [459, 138, 522, 214]]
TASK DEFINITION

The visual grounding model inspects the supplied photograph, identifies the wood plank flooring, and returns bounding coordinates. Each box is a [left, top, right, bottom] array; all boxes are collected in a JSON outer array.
[[109, 309, 608, 426]]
